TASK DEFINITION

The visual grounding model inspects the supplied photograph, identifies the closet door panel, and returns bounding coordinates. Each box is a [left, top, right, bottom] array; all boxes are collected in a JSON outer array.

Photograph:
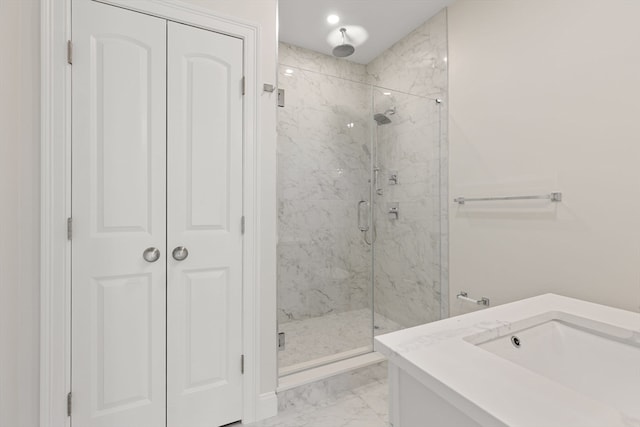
[[71, 1, 167, 426], [167, 21, 244, 427]]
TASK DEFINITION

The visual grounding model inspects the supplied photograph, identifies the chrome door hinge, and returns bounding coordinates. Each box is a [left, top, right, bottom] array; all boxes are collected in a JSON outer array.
[[240, 355, 245, 374], [241, 216, 245, 235], [241, 76, 246, 96], [67, 392, 72, 416], [67, 40, 73, 65], [67, 217, 72, 240]]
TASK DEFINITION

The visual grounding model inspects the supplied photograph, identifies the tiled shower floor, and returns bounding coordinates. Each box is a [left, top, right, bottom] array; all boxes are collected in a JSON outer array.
[[278, 308, 402, 373]]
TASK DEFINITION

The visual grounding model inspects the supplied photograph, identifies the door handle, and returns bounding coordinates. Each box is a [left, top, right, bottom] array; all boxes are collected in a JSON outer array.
[[142, 247, 161, 263], [358, 200, 369, 232], [172, 246, 189, 261]]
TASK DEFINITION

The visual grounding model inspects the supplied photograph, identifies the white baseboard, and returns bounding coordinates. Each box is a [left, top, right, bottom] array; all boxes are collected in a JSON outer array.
[[253, 391, 278, 423]]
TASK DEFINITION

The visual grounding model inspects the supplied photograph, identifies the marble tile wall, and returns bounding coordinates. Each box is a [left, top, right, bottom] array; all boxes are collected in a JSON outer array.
[[367, 9, 449, 327], [277, 43, 373, 324], [366, 9, 448, 99], [370, 91, 444, 328]]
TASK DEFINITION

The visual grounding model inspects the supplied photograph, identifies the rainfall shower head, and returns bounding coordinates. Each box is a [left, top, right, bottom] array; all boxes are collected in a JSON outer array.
[[332, 28, 355, 58], [373, 108, 396, 125], [373, 113, 392, 125]]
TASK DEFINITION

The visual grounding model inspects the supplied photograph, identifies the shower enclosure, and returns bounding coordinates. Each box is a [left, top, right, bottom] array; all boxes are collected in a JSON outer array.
[[277, 51, 446, 376]]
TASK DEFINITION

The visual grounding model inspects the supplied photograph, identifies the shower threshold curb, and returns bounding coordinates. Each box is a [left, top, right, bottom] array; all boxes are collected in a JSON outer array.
[[277, 352, 386, 392]]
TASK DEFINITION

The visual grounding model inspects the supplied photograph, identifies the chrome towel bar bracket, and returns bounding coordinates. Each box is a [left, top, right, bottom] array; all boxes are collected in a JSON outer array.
[[457, 291, 490, 306]]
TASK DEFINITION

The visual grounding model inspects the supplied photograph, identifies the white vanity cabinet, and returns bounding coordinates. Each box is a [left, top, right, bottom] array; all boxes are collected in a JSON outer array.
[[375, 294, 640, 427]]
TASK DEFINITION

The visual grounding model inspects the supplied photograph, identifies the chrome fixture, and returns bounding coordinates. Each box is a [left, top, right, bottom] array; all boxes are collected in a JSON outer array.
[[142, 247, 160, 263], [456, 291, 490, 306], [387, 203, 399, 220], [388, 171, 398, 185], [511, 336, 521, 348], [373, 166, 383, 196], [357, 200, 370, 232], [332, 28, 355, 58], [358, 199, 376, 245], [373, 113, 390, 125], [373, 107, 396, 126], [454, 192, 563, 205], [172, 246, 189, 261]]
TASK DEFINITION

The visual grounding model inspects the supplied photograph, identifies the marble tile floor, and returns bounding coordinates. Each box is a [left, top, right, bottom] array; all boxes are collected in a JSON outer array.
[[279, 308, 403, 371], [235, 375, 389, 427]]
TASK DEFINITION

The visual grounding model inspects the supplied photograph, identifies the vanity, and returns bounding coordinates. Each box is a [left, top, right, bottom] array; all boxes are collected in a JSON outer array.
[[374, 294, 640, 427]]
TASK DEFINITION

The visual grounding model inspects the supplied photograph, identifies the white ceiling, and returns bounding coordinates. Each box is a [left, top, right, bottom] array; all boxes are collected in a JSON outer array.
[[279, 0, 453, 64]]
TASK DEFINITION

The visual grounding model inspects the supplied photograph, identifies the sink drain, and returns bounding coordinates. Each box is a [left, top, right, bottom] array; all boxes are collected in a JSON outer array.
[[511, 336, 521, 348]]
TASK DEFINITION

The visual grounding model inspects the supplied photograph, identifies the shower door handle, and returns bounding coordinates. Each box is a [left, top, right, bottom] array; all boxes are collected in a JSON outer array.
[[358, 200, 369, 232]]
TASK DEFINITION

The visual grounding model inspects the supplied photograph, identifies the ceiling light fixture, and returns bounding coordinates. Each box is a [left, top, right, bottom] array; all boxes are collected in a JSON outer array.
[[327, 14, 340, 25]]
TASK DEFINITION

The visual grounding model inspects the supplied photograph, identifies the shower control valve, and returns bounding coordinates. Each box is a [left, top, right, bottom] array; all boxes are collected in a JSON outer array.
[[388, 202, 399, 220], [389, 171, 398, 185]]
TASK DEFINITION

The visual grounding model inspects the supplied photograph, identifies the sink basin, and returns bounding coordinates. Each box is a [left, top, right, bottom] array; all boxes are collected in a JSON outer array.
[[471, 315, 640, 419]]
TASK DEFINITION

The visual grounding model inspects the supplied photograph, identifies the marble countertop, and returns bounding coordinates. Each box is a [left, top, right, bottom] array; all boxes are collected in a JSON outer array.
[[374, 294, 640, 427]]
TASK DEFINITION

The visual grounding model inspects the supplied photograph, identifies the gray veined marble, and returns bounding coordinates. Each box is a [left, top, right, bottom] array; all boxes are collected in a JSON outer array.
[[276, 56, 373, 332], [278, 309, 402, 371], [240, 362, 390, 427]]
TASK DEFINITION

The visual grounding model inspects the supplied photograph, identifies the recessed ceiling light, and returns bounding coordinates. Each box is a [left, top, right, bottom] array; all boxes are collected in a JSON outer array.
[[284, 68, 294, 75], [327, 14, 340, 25], [383, 92, 391, 96]]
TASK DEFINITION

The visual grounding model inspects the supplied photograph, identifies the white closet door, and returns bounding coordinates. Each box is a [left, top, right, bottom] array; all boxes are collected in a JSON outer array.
[[71, 1, 167, 426], [166, 22, 244, 427]]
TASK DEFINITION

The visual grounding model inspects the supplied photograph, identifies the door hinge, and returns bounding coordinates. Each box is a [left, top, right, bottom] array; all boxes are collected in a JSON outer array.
[[241, 216, 245, 235], [241, 76, 246, 96], [67, 217, 72, 240], [67, 40, 73, 65], [240, 354, 245, 374], [278, 332, 285, 351], [66, 392, 72, 417]]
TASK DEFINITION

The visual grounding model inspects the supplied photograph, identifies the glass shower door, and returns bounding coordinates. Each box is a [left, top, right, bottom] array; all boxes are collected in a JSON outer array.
[[276, 64, 375, 375], [371, 87, 444, 333]]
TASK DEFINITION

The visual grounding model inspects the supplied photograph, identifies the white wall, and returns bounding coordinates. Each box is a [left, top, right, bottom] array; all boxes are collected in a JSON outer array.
[[0, 0, 41, 426], [448, 0, 640, 316]]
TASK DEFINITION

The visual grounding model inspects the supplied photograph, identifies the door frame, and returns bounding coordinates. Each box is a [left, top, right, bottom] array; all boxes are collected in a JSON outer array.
[[40, 1, 271, 425]]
